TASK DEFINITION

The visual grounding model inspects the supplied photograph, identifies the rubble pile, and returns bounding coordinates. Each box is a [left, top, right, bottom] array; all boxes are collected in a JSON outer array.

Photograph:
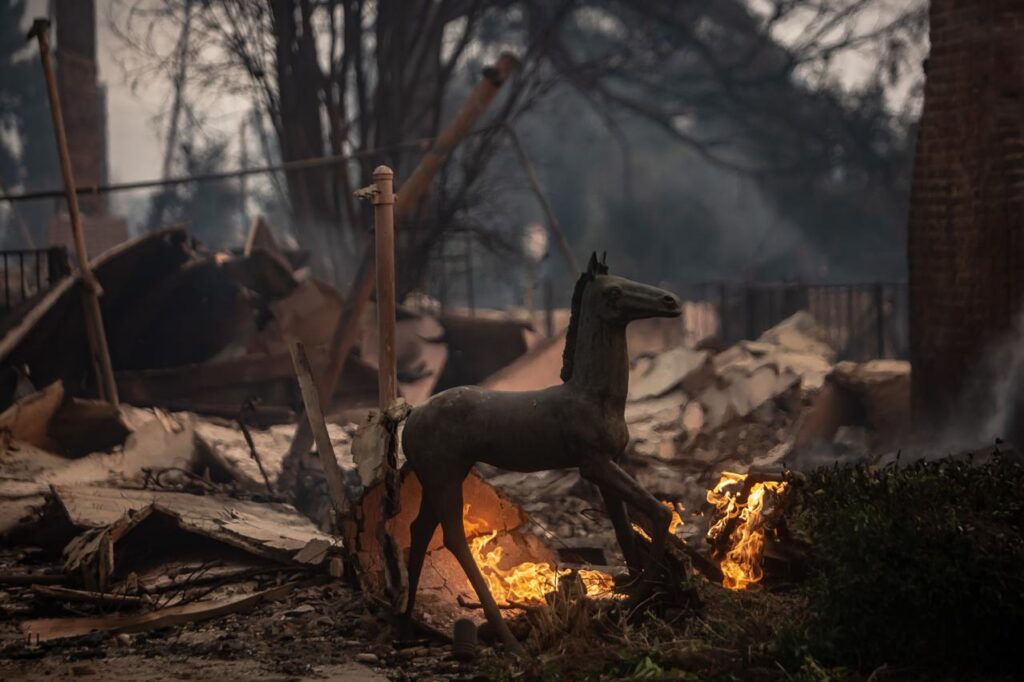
[[0, 381, 354, 644], [623, 311, 834, 509], [0, 384, 580, 661]]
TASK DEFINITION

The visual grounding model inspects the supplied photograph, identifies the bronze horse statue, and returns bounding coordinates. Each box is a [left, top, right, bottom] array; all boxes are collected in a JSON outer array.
[[401, 253, 682, 654]]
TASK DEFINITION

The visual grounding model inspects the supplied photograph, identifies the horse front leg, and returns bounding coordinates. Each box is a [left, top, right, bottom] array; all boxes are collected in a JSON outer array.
[[581, 459, 672, 598], [430, 479, 525, 656]]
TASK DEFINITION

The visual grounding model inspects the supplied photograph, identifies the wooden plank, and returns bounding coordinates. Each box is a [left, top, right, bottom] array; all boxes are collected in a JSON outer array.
[[22, 583, 293, 642], [52, 486, 338, 564]]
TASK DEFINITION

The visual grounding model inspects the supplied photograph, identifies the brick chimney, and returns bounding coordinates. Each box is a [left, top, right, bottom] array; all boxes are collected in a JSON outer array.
[[907, 0, 1024, 436], [47, 0, 129, 257], [55, 0, 106, 216]]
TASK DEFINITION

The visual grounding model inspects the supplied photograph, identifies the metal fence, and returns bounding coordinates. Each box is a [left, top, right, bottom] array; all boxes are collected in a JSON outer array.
[[0, 247, 71, 318], [679, 281, 909, 361]]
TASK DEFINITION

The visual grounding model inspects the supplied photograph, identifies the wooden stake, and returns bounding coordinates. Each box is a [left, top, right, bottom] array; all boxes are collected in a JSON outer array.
[[287, 339, 351, 520], [373, 166, 398, 408], [27, 18, 118, 406]]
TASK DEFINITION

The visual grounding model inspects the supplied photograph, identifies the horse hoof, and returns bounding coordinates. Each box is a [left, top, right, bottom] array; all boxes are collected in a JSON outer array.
[[624, 579, 658, 615]]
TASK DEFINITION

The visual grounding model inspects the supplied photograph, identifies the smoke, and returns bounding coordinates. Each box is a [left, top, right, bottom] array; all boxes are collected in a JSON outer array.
[[975, 309, 1024, 444], [929, 305, 1024, 454]]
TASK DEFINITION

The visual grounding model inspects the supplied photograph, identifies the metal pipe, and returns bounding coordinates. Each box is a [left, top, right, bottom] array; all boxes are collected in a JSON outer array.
[[373, 165, 398, 409]]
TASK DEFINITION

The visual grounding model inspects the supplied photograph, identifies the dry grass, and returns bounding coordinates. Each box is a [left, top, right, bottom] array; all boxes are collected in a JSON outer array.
[[477, 582, 826, 681]]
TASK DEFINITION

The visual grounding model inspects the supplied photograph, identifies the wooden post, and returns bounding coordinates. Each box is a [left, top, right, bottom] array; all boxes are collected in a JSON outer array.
[[284, 54, 520, 463], [370, 165, 405, 608], [373, 166, 398, 408], [28, 18, 118, 406]]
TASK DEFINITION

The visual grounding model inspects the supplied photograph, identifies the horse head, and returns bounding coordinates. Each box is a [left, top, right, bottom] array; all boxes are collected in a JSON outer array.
[[582, 252, 681, 323]]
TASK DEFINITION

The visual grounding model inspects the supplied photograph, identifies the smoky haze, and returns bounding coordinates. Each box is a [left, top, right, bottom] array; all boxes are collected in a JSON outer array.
[[2, 0, 926, 310]]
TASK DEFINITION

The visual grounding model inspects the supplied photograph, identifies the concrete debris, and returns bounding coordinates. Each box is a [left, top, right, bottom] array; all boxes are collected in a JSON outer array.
[[756, 310, 837, 363], [622, 312, 833, 484], [628, 347, 712, 401], [831, 359, 911, 446]]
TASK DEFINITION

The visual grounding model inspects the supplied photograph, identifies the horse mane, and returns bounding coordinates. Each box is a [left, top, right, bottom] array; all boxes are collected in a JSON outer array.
[[560, 253, 608, 382]]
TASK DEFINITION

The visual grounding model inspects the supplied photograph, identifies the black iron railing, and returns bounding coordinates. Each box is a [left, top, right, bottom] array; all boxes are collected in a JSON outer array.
[[0, 246, 71, 317], [680, 281, 909, 361]]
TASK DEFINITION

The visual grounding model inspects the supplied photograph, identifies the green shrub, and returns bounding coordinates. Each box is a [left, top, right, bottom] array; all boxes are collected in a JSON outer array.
[[791, 453, 1024, 674]]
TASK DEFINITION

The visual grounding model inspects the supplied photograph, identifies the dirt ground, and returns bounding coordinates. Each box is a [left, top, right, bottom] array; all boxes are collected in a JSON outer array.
[[1, 582, 484, 682], [0, 656, 387, 681]]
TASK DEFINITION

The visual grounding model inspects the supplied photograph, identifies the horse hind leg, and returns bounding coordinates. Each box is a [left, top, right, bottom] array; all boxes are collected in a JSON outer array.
[[404, 492, 439, 618], [582, 459, 672, 605], [599, 484, 642, 577], [432, 479, 524, 656]]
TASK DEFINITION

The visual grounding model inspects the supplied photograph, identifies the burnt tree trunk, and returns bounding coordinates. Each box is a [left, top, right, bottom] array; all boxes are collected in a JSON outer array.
[[907, 0, 1024, 440], [269, 0, 343, 279], [374, 0, 447, 297], [266, 0, 460, 286]]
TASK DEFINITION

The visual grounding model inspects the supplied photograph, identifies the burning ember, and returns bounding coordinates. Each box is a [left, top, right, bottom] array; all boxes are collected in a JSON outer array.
[[463, 505, 616, 604], [706, 472, 788, 591]]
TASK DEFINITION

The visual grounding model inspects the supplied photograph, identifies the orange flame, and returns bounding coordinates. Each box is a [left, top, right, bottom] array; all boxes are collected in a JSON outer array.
[[706, 472, 787, 590], [632, 501, 685, 541], [463, 505, 616, 603]]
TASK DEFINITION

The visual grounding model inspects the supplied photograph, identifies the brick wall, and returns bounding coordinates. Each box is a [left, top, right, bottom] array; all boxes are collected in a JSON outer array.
[[908, 1, 1024, 431]]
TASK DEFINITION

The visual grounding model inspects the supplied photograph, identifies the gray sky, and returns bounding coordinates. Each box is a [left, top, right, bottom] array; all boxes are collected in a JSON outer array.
[[21, 0, 250, 222]]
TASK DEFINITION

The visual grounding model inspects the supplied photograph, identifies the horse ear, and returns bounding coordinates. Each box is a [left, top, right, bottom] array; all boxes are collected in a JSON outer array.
[[587, 252, 599, 274], [601, 251, 607, 267]]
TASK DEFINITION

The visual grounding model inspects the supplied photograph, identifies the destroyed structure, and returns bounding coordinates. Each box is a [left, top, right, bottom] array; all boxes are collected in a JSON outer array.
[[1, 209, 915, 669]]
